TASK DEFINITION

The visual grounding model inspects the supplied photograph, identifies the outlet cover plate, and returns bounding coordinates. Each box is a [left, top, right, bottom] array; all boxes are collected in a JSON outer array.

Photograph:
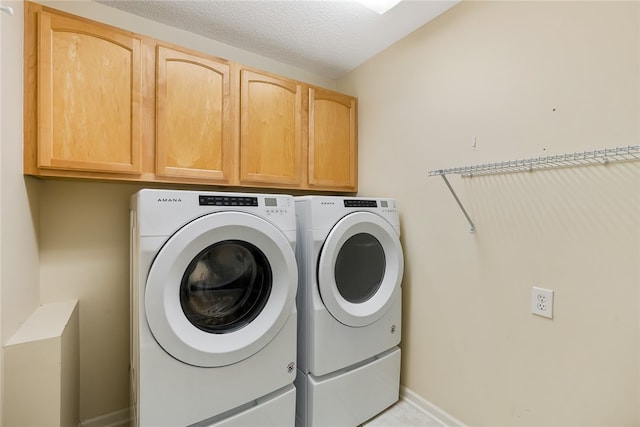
[[532, 287, 554, 319]]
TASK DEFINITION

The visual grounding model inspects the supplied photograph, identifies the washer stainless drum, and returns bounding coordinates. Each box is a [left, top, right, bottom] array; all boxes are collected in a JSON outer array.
[[130, 189, 298, 427], [294, 196, 404, 427]]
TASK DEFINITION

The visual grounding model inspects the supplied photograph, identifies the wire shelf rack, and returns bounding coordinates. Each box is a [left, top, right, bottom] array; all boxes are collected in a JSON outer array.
[[428, 145, 640, 233], [428, 145, 640, 177]]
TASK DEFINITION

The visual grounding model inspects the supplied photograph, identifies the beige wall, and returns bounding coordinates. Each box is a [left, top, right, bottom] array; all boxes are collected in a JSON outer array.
[[339, 1, 639, 425], [1, 0, 42, 424], [39, 181, 141, 419], [1, 1, 41, 342], [1, 6, 3, 421]]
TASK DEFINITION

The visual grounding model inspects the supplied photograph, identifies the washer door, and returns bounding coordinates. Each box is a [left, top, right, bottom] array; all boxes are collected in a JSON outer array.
[[145, 211, 297, 367], [317, 211, 403, 327]]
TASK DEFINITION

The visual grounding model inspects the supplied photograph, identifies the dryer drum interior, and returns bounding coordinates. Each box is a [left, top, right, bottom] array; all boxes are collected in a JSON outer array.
[[334, 233, 386, 303]]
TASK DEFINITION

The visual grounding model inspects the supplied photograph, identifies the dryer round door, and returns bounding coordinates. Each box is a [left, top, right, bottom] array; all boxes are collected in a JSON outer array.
[[145, 211, 297, 367], [317, 211, 404, 327]]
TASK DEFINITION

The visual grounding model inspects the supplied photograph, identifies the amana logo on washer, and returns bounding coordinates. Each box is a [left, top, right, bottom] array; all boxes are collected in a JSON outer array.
[[157, 198, 182, 203]]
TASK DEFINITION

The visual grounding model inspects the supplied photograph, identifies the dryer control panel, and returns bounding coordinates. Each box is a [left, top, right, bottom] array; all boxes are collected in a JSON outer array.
[[343, 199, 396, 214], [344, 199, 377, 208]]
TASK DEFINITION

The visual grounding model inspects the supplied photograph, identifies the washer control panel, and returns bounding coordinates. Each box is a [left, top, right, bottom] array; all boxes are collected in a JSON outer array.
[[199, 195, 259, 207]]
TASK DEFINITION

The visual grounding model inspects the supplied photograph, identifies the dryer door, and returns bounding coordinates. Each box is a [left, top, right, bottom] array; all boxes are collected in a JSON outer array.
[[145, 211, 297, 367], [317, 211, 404, 327]]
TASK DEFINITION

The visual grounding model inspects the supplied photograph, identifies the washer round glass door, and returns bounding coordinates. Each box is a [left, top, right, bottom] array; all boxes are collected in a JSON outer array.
[[145, 211, 297, 367], [317, 211, 404, 327]]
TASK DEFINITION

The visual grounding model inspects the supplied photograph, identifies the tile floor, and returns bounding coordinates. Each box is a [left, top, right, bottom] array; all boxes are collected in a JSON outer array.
[[362, 399, 444, 427]]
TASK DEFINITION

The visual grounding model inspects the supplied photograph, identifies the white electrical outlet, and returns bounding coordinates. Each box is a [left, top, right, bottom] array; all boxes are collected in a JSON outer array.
[[531, 287, 554, 319]]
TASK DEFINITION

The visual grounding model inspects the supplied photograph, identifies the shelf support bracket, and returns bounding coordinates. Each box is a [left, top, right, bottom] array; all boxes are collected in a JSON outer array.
[[439, 173, 476, 233]]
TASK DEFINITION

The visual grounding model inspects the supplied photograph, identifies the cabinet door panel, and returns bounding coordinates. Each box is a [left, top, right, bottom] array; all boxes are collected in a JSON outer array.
[[38, 12, 142, 174], [308, 88, 357, 191], [156, 46, 232, 181], [240, 70, 302, 186]]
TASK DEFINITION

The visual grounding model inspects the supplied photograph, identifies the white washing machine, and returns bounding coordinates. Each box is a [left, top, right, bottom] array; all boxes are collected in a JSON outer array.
[[294, 196, 404, 427], [130, 189, 298, 426]]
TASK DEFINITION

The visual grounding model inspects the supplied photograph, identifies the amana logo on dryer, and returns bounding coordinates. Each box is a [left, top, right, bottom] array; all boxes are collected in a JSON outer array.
[[157, 198, 182, 202]]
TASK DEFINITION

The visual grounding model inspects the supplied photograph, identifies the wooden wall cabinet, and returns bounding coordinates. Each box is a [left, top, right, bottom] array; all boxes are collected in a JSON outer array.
[[28, 5, 143, 175], [25, 2, 358, 192], [307, 87, 358, 191], [239, 69, 302, 187], [155, 45, 234, 183]]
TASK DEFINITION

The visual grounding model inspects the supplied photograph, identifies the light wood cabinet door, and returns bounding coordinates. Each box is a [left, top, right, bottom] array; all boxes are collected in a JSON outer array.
[[155, 46, 234, 181], [240, 69, 302, 186], [36, 10, 142, 174], [308, 87, 357, 191]]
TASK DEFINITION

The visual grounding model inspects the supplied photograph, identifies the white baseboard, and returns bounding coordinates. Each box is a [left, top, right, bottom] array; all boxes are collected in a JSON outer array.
[[78, 408, 131, 427], [400, 386, 467, 427]]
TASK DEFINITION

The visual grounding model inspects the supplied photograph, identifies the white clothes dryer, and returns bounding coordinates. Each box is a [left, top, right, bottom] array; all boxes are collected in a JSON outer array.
[[130, 189, 298, 427], [294, 196, 404, 427]]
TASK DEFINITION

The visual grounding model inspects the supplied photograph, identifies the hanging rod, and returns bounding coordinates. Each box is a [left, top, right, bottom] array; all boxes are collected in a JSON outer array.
[[429, 145, 640, 177], [428, 145, 640, 233]]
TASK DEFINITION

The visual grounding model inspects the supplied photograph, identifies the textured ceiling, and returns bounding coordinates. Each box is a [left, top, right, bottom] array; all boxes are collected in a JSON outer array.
[[96, 0, 460, 79]]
